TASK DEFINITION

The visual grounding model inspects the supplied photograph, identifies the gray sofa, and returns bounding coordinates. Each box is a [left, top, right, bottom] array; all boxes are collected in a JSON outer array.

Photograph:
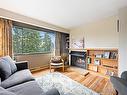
[[110, 71, 127, 95], [0, 56, 60, 95]]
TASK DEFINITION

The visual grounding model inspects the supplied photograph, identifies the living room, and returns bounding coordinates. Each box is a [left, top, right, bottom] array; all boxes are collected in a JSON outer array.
[[0, 0, 127, 95]]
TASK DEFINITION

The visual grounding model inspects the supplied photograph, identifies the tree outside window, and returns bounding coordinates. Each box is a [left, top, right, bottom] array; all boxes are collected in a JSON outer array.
[[12, 26, 55, 54]]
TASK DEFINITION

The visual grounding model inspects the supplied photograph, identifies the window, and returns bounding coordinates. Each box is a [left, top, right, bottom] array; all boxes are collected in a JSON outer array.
[[12, 25, 55, 54]]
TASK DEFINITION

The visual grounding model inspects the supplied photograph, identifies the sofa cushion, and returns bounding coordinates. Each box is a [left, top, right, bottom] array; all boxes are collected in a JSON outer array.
[[1, 56, 17, 74], [0, 91, 16, 95], [44, 88, 60, 95], [0, 58, 12, 81], [0, 86, 5, 91], [7, 81, 43, 95], [0, 87, 16, 95], [1, 69, 34, 88]]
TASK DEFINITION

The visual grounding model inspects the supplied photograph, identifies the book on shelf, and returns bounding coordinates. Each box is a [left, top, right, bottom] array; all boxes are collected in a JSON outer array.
[[109, 52, 117, 59]]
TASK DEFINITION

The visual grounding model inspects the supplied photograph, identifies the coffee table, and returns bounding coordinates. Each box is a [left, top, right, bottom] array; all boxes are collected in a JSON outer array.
[[36, 72, 100, 95]]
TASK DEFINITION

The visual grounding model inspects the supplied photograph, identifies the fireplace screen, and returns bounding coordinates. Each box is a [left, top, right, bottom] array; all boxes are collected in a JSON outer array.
[[70, 51, 86, 69]]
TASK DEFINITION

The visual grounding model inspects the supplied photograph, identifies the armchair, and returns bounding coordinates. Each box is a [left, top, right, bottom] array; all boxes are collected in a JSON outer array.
[[50, 56, 64, 72], [110, 71, 127, 95]]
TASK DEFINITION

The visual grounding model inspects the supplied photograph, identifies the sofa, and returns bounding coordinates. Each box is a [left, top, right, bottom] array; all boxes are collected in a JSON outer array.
[[0, 56, 60, 95], [110, 71, 127, 95]]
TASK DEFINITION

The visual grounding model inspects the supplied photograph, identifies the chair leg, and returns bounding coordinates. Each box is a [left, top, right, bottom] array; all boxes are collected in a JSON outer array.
[[50, 65, 51, 72], [62, 63, 64, 72], [62, 66, 64, 72]]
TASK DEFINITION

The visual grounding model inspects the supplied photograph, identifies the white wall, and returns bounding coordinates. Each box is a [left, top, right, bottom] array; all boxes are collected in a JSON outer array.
[[70, 16, 119, 49], [118, 7, 127, 76]]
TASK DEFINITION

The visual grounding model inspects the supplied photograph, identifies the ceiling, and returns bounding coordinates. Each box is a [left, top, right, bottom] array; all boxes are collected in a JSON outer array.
[[0, 0, 127, 29]]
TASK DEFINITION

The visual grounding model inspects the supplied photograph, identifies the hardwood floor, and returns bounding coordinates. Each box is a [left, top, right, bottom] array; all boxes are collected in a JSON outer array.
[[32, 67, 116, 95]]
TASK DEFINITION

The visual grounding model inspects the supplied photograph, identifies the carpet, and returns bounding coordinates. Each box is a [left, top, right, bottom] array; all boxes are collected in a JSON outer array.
[[36, 72, 100, 95]]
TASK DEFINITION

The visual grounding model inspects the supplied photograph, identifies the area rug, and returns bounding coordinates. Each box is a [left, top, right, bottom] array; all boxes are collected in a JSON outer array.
[[36, 72, 100, 95]]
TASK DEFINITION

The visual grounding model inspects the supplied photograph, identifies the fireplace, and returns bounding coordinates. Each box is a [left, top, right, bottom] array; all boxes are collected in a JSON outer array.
[[70, 51, 87, 69]]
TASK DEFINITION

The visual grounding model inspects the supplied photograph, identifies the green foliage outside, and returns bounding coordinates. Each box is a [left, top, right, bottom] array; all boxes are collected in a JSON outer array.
[[13, 26, 54, 54]]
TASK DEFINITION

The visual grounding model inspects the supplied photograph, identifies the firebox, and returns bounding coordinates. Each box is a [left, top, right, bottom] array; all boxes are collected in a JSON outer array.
[[70, 51, 87, 69]]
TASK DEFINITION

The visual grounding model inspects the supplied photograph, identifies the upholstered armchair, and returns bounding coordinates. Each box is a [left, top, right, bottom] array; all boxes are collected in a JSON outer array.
[[110, 71, 127, 95], [50, 56, 64, 72]]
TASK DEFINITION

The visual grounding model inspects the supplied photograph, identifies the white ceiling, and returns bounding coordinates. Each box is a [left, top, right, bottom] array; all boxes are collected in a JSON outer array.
[[0, 0, 127, 29]]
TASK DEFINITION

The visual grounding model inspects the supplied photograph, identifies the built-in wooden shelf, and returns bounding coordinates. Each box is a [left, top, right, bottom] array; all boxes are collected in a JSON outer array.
[[86, 48, 118, 76]]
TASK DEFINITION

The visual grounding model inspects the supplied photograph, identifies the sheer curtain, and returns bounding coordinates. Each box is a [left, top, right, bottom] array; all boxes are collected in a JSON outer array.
[[0, 18, 13, 57]]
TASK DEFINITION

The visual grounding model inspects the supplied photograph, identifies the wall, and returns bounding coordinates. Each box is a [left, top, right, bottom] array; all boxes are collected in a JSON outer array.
[[70, 16, 119, 49], [118, 7, 127, 76], [0, 8, 70, 33], [15, 53, 52, 70]]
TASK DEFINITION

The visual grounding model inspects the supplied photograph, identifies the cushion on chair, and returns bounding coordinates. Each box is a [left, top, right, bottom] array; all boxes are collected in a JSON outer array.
[[1, 56, 17, 74], [0, 58, 12, 81], [51, 56, 62, 63], [50, 63, 63, 66], [1, 69, 34, 88]]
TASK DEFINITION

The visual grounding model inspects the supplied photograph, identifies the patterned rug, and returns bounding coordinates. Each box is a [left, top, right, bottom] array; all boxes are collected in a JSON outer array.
[[36, 72, 100, 95]]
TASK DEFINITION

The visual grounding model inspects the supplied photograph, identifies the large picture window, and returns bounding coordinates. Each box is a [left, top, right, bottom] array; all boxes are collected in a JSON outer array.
[[12, 25, 55, 54]]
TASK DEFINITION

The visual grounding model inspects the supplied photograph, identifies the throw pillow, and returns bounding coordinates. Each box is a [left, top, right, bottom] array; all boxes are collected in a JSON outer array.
[[0, 59, 12, 81], [1, 56, 17, 74], [51, 56, 62, 63]]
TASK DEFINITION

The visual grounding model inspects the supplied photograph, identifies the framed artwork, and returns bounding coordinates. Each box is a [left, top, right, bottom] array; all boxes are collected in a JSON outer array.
[[71, 38, 84, 49]]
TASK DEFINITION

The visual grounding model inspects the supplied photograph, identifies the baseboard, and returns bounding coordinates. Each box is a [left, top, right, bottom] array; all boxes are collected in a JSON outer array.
[[30, 65, 49, 72]]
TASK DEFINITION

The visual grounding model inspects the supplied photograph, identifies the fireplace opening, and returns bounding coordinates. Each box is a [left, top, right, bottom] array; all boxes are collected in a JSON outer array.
[[70, 51, 87, 69]]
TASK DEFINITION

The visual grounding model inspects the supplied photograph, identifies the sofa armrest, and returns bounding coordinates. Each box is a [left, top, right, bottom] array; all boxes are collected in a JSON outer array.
[[15, 61, 29, 71]]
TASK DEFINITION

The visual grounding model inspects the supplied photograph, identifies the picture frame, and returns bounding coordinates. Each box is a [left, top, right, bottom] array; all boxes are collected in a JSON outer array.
[[105, 70, 114, 76], [103, 52, 110, 59], [94, 59, 100, 65], [110, 52, 117, 59]]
